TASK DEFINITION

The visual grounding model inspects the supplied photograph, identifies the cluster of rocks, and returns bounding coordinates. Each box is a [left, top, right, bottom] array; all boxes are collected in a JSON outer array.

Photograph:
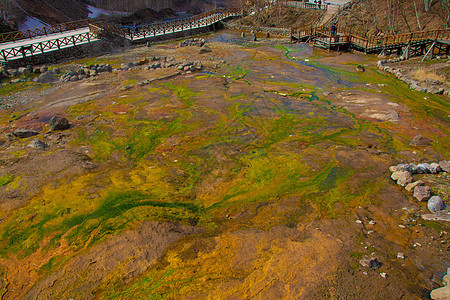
[[179, 38, 206, 47], [60, 64, 113, 83], [7, 116, 71, 150], [377, 59, 448, 95], [390, 161, 449, 213]]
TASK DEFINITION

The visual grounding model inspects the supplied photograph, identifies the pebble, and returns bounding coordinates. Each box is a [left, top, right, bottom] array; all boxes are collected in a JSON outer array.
[[397, 252, 405, 259], [380, 272, 387, 278], [356, 219, 362, 224]]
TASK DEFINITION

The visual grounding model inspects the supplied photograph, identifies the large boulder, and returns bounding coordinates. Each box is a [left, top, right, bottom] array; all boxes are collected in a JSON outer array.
[[431, 272, 450, 300], [49, 116, 70, 131], [34, 71, 58, 84], [428, 196, 445, 213], [12, 129, 39, 138]]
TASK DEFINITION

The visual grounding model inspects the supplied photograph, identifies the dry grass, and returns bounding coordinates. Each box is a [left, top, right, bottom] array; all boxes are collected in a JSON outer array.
[[412, 68, 446, 82]]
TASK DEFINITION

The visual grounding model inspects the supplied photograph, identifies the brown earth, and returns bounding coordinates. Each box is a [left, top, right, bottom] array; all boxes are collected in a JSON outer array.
[[0, 32, 448, 299]]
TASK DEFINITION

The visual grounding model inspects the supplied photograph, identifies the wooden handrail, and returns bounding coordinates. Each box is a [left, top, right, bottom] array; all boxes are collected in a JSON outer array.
[[0, 19, 89, 43]]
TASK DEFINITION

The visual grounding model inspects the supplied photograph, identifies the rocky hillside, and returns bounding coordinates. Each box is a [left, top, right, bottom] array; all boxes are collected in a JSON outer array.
[[337, 0, 449, 35]]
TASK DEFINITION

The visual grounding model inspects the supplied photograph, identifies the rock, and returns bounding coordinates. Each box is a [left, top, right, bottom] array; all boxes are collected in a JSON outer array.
[[439, 161, 450, 172], [34, 71, 58, 84], [18, 67, 29, 74], [430, 270, 450, 300], [414, 185, 432, 202], [410, 84, 427, 92], [40, 65, 48, 73], [392, 171, 413, 186], [199, 46, 212, 54], [138, 58, 148, 65], [410, 134, 432, 146], [417, 163, 432, 173], [49, 116, 70, 131], [428, 196, 445, 213], [12, 129, 39, 138], [69, 75, 79, 82], [427, 86, 445, 94], [422, 210, 450, 221], [406, 180, 424, 192], [425, 78, 442, 85], [359, 257, 381, 269], [28, 139, 47, 150], [429, 163, 442, 174], [397, 252, 405, 259], [241, 32, 245, 37], [356, 65, 365, 72]]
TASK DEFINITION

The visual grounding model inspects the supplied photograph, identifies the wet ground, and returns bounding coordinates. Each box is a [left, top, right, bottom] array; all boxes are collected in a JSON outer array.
[[0, 30, 448, 299]]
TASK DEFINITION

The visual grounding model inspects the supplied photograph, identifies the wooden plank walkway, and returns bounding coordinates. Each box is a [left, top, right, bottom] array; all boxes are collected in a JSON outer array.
[[0, 8, 239, 63], [291, 25, 450, 58], [93, 8, 239, 42]]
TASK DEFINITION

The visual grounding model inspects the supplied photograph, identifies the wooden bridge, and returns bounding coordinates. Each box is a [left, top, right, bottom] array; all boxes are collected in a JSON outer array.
[[291, 25, 450, 59], [0, 8, 239, 63]]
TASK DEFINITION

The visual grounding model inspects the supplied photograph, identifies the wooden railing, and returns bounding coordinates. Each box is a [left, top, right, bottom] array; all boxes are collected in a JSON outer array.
[[0, 20, 89, 43], [93, 8, 239, 41], [0, 31, 99, 61], [280, 0, 328, 11], [292, 25, 450, 51]]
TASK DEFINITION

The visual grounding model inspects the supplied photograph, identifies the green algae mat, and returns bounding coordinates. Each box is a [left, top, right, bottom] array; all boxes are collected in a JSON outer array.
[[0, 32, 449, 299]]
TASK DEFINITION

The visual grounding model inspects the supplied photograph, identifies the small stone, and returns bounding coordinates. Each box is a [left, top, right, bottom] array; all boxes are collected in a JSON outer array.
[[380, 272, 387, 278], [369, 258, 381, 269], [428, 196, 445, 213], [49, 116, 70, 131], [199, 45, 212, 54], [369, 220, 376, 225], [28, 139, 47, 150], [406, 180, 424, 192], [414, 185, 432, 202], [397, 252, 405, 259], [356, 65, 365, 72], [439, 161, 450, 172], [410, 134, 432, 146], [356, 219, 362, 224], [399, 224, 406, 228]]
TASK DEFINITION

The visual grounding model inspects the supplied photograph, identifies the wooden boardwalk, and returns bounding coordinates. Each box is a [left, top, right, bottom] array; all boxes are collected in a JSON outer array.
[[0, 8, 239, 63], [291, 25, 450, 59]]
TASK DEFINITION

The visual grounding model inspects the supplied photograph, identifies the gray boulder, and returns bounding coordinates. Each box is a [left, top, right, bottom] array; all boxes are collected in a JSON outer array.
[[427, 196, 445, 213], [12, 129, 39, 138], [417, 163, 432, 174], [28, 139, 48, 150], [34, 71, 58, 84], [429, 163, 442, 174], [49, 116, 70, 131], [413, 185, 431, 202]]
